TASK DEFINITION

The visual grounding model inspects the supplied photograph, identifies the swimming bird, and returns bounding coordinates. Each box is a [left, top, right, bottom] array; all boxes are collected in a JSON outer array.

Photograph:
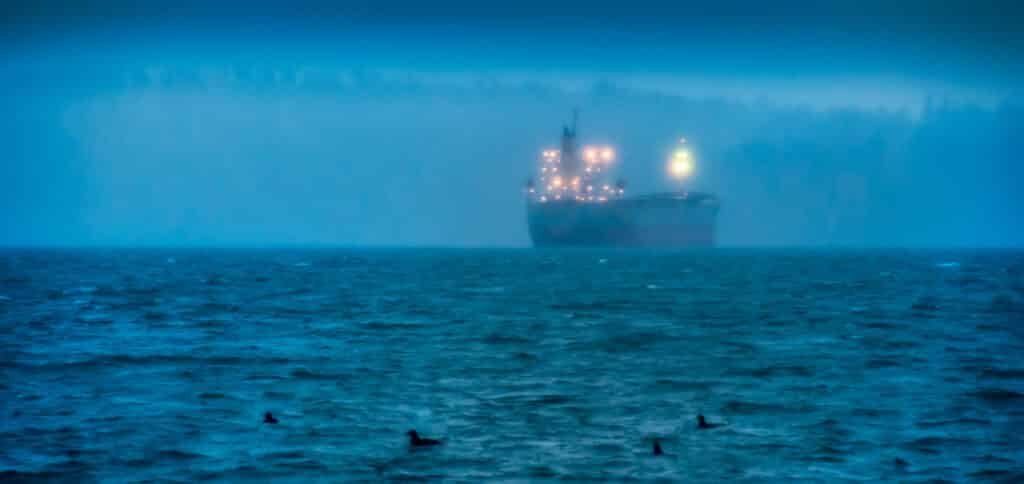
[[652, 440, 664, 456], [263, 412, 279, 424], [697, 414, 720, 429], [407, 430, 442, 447]]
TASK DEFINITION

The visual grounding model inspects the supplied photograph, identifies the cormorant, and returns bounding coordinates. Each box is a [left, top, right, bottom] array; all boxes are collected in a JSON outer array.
[[697, 414, 721, 429], [407, 430, 442, 447]]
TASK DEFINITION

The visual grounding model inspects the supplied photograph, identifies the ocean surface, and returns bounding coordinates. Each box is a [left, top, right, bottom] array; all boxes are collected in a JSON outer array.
[[1, 249, 1023, 482]]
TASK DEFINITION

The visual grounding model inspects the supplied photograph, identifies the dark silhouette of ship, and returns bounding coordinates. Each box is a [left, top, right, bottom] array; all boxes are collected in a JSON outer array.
[[525, 112, 719, 247]]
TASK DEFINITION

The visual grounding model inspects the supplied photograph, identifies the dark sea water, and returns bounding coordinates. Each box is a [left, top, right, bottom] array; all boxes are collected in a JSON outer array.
[[1, 249, 1023, 482]]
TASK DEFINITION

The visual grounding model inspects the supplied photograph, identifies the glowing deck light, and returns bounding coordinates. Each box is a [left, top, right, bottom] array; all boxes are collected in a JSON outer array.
[[552, 176, 563, 188], [587, 185, 593, 192], [671, 152, 696, 177], [601, 148, 614, 162], [540, 195, 547, 202], [583, 147, 598, 162]]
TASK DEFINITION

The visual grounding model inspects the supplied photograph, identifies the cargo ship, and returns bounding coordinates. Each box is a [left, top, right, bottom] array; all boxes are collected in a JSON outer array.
[[525, 113, 719, 247]]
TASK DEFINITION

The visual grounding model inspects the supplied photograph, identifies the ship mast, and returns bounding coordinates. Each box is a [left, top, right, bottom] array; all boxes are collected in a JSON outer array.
[[560, 108, 579, 177]]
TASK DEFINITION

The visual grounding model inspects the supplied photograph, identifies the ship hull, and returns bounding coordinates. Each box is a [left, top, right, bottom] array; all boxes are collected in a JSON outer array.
[[527, 192, 719, 248]]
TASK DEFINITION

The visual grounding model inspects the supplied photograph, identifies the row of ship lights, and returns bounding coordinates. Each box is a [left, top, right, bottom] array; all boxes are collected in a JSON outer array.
[[531, 141, 696, 203], [532, 146, 623, 203]]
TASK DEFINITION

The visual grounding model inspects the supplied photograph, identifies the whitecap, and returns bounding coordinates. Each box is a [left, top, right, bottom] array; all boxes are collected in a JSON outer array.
[[294, 262, 311, 267], [646, 284, 660, 290], [598, 258, 608, 264], [936, 261, 960, 268]]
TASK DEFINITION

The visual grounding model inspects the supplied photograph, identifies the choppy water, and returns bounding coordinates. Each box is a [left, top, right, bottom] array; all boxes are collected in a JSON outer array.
[[1, 249, 1023, 482]]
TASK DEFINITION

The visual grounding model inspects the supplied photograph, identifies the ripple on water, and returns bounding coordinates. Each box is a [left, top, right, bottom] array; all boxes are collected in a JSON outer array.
[[2, 248, 1023, 482], [724, 400, 815, 415], [967, 388, 1024, 405]]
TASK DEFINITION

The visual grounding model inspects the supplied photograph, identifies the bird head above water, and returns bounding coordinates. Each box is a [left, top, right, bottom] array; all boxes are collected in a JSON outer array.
[[406, 429, 442, 446]]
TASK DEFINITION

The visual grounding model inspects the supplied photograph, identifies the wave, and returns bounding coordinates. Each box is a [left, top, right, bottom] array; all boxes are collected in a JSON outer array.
[[968, 388, 1024, 403], [12, 353, 292, 371], [482, 333, 532, 345], [727, 365, 814, 378], [724, 400, 814, 415], [980, 368, 1024, 380]]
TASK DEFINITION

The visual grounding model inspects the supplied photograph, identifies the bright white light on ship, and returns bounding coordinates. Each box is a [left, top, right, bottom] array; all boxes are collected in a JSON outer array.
[[552, 176, 563, 188], [669, 148, 695, 179], [540, 195, 547, 202], [601, 148, 614, 162], [670, 158, 694, 178], [584, 147, 597, 162]]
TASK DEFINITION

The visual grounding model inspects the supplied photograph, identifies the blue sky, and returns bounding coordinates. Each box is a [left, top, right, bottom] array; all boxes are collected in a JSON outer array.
[[2, 2, 1022, 246]]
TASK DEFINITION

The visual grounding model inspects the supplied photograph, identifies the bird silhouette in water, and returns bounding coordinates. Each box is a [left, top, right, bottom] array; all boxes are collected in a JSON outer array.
[[652, 440, 664, 456], [407, 430, 442, 447], [697, 414, 721, 429], [263, 412, 278, 424]]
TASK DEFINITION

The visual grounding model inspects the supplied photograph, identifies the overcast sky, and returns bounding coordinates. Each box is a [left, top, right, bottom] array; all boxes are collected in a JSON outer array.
[[2, 1, 1022, 246]]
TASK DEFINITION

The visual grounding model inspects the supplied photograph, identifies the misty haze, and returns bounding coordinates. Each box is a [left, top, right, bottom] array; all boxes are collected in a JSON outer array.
[[3, 4, 1022, 248]]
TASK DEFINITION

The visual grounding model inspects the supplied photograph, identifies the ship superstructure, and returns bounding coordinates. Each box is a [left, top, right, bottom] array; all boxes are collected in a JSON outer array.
[[527, 110, 626, 204], [525, 113, 720, 248]]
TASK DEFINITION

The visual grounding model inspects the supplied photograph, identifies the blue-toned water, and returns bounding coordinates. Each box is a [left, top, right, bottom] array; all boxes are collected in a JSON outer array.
[[1, 249, 1023, 482]]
